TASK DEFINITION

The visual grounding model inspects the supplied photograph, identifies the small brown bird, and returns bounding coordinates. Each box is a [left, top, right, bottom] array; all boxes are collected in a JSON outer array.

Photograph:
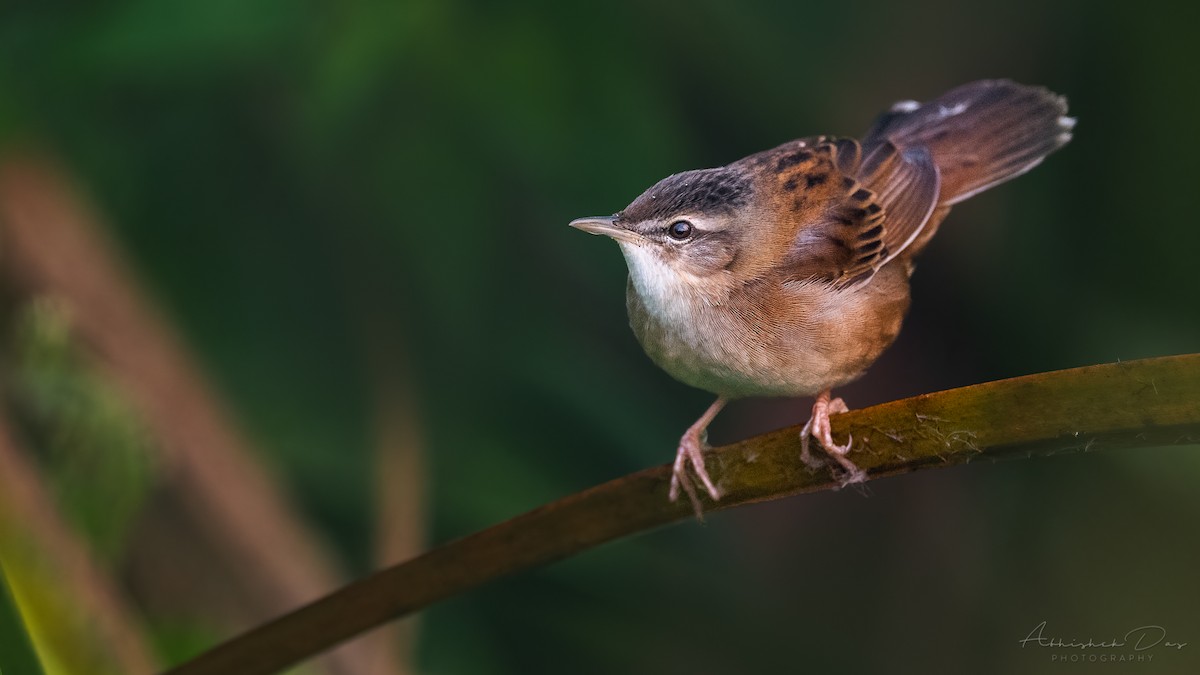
[[571, 80, 1073, 513]]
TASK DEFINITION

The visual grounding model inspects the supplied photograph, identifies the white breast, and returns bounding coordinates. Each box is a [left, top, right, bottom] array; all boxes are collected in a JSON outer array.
[[619, 240, 907, 399]]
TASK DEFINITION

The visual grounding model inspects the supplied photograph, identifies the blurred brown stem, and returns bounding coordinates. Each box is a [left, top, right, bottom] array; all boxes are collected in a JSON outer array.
[[165, 353, 1200, 675], [363, 342, 427, 675], [0, 152, 394, 675]]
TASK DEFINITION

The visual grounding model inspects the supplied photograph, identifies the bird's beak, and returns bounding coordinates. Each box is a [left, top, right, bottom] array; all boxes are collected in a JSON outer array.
[[569, 216, 643, 244]]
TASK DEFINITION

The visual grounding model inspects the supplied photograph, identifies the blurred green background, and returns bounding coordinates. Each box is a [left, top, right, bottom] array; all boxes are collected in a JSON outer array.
[[1, 0, 1198, 673]]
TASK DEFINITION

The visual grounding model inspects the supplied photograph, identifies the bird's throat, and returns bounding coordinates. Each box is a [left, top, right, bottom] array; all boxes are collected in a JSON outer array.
[[618, 243, 713, 327]]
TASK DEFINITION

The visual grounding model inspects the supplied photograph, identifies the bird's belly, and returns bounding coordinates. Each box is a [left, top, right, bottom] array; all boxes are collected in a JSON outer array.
[[626, 274, 909, 399]]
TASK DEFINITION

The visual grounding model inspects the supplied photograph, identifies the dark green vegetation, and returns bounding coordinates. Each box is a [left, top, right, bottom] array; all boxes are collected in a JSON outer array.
[[1, 2, 1198, 674]]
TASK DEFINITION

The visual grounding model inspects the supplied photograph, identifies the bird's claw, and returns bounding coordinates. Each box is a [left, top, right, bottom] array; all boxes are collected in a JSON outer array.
[[800, 393, 866, 485], [669, 431, 721, 519]]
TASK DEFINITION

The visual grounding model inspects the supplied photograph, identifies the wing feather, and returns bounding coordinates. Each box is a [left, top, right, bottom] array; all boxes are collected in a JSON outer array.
[[758, 137, 940, 286]]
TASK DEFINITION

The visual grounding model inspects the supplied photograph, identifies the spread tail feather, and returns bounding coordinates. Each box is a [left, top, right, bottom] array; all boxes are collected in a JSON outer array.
[[864, 79, 1073, 205]]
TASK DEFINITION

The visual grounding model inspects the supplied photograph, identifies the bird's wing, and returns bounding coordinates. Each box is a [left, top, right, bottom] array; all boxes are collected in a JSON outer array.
[[766, 136, 940, 287], [863, 79, 1071, 205]]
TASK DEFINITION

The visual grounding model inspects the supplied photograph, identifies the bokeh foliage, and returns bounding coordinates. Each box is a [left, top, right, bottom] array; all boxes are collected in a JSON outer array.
[[1, 0, 1198, 673]]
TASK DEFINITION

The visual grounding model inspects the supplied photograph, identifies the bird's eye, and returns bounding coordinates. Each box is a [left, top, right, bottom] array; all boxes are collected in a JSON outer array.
[[667, 220, 694, 240]]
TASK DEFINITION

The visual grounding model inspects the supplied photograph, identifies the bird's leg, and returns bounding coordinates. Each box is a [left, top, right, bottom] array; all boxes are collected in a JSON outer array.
[[669, 396, 727, 516], [800, 390, 866, 485]]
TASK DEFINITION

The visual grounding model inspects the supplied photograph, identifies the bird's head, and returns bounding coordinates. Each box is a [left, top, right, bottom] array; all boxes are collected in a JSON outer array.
[[570, 166, 765, 304]]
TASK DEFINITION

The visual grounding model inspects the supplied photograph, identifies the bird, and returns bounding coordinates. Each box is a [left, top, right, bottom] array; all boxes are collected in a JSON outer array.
[[570, 80, 1074, 515]]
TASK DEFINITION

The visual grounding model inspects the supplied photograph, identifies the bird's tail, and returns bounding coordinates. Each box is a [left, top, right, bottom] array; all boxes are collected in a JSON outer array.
[[863, 80, 1074, 206]]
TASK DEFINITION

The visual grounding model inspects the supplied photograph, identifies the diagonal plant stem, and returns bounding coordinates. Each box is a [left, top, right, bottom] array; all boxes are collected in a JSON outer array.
[[0, 411, 159, 674], [0, 153, 388, 674], [165, 354, 1200, 675], [0, 560, 47, 675]]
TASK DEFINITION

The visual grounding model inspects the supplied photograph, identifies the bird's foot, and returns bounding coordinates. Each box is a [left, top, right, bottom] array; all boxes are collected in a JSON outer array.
[[669, 427, 721, 519], [668, 398, 727, 518], [800, 391, 866, 486]]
